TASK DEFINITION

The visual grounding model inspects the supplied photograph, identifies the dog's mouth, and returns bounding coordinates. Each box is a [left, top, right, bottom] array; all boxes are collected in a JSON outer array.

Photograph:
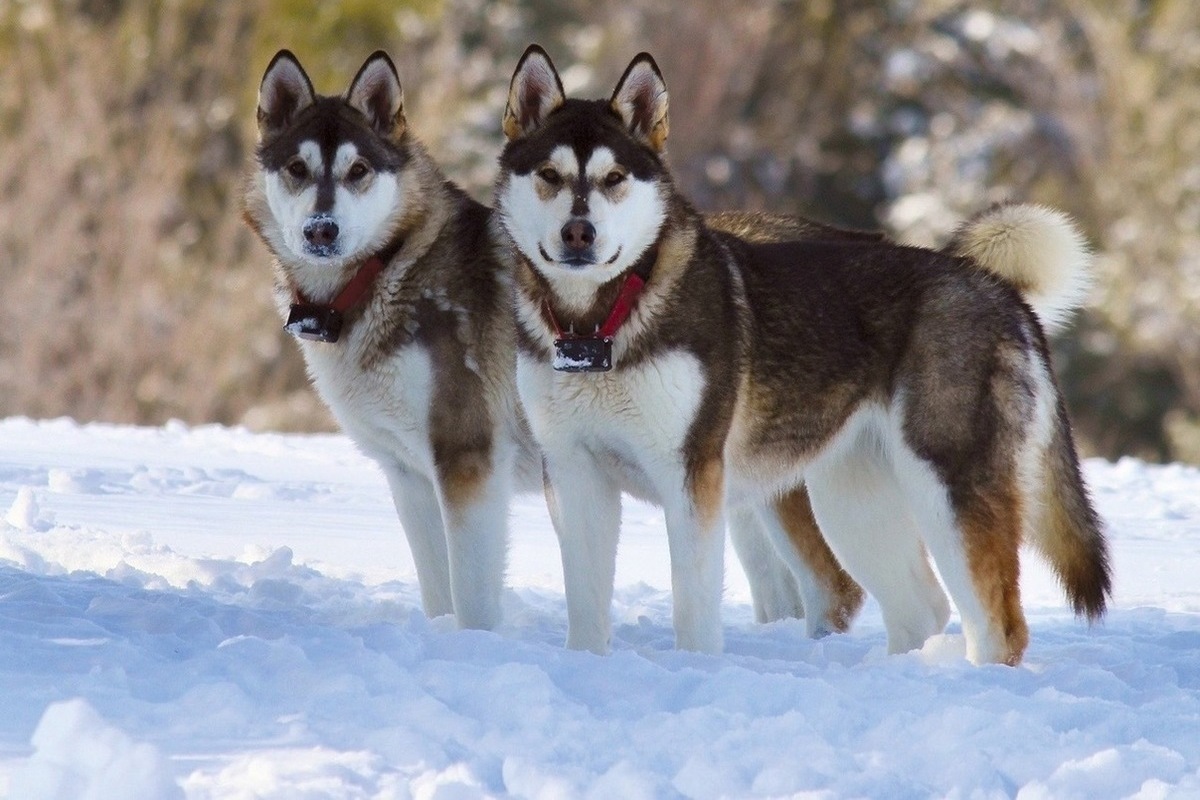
[[539, 244, 622, 270], [303, 242, 340, 259]]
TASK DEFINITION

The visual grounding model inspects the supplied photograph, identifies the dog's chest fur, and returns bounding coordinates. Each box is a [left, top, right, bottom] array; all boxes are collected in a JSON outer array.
[[517, 348, 705, 496], [512, 228, 745, 501], [300, 290, 444, 471]]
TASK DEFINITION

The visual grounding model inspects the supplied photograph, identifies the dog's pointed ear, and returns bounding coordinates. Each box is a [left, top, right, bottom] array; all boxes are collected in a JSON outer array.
[[503, 44, 565, 141], [610, 53, 669, 152], [347, 50, 406, 140], [257, 50, 316, 141]]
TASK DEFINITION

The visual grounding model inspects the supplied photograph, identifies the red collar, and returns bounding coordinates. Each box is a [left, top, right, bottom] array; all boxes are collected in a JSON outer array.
[[545, 270, 647, 340], [285, 237, 404, 343], [544, 246, 657, 340], [294, 254, 386, 311]]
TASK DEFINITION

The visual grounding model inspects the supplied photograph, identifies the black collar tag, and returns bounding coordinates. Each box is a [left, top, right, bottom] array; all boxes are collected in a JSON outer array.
[[286, 303, 344, 343], [553, 336, 613, 372]]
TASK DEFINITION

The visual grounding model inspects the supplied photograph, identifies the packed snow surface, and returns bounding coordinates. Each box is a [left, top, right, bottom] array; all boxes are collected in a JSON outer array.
[[0, 417, 1197, 798]]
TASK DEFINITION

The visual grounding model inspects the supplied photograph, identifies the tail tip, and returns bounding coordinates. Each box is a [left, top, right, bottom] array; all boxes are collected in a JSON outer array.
[[1068, 566, 1113, 624]]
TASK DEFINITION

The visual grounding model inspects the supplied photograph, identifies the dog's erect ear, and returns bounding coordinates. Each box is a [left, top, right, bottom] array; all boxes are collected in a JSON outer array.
[[346, 50, 406, 140], [503, 44, 565, 141], [610, 53, 669, 152], [257, 50, 316, 140]]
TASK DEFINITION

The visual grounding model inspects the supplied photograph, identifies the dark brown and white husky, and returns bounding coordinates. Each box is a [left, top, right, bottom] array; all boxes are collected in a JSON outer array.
[[494, 45, 1111, 664], [243, 50, 543, 630], [242, 49, 867, 640]]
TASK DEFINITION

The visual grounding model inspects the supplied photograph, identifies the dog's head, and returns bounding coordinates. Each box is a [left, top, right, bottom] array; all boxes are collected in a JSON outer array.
[[249, 50, 410, 273], [496, 46, 673, 288]]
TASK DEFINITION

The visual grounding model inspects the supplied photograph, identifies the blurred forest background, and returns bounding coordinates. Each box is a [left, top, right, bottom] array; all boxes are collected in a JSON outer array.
[[1, 0, 1198, 463]]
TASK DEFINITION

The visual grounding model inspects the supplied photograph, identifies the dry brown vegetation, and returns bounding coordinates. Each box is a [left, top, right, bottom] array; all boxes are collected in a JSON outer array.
[[1, 0, 1197, 462]]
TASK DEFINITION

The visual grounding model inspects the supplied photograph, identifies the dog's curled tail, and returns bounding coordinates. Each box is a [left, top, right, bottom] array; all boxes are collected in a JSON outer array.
[[949, 203, 1093, 334]]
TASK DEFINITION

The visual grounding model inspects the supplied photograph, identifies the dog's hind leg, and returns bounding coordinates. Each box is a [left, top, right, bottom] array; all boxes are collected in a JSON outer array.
[[805, 443, 951, 655], [543, 449, 622, 654], [381, 463, 454, 619], [729, 504, 805, 623], [889, 445, 1027, 665], [750, 488, 866, 637], [889, 344, 1064, 666]]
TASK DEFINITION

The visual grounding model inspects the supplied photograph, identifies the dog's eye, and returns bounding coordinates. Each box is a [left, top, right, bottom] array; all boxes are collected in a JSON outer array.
[[285, 159, 309, 180], [346, 161, 370, 181], [603, 170, 626, 188], [537, 167, 562, 186]]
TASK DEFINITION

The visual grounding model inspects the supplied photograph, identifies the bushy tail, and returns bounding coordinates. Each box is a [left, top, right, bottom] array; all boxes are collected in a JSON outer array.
[[1032, 400, 1112, 621], [947, 203, 1093, 334]]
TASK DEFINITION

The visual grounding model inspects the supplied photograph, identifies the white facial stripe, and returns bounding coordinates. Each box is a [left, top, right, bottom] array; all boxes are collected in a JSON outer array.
[[334, 142, 360, 176], [547, 145, 578, 178], [583, 146, 617, 179], [299, 140, 323, 173]]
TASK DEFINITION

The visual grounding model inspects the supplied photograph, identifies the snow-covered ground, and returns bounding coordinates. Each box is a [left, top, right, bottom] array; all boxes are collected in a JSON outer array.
[[0, 416, 1197, 799]]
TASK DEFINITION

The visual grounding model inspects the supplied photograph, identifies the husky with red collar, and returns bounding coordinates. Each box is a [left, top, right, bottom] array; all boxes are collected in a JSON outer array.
[[243, 50, 544, 630], [494, 46, 1110, 664], [241, 49, 866, 639]]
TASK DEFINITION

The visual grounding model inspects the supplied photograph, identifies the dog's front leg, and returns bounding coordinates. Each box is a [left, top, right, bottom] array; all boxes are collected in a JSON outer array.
[[542, 450, 621, 654], [662, 459, 726, 654], [435, 450, 511, 631], [380, 462, 453, 619]]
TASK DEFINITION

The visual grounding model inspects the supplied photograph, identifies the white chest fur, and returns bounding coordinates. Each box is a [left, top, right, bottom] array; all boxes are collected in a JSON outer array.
[[302, 333, 436, 473], [517, 349, 705, 497]]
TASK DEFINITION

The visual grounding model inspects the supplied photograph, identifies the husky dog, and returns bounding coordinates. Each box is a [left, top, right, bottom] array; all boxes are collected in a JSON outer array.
[[242, 49, 864, 641], [494, 45, 1110, 664], [243, 49, 544, 630]]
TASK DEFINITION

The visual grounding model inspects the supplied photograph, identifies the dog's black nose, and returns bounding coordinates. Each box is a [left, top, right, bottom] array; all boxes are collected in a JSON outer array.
[[303, 217, 339, 249], [560, 219, 596, 251]]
